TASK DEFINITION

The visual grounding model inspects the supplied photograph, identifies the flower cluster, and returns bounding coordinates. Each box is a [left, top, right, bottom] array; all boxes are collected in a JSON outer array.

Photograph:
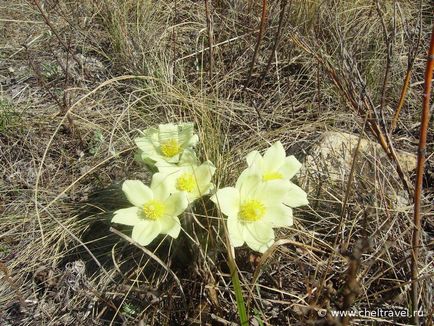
[[210, 142, 308, 253], [112, 122, 308, 253], [112, 122, 215, 245]]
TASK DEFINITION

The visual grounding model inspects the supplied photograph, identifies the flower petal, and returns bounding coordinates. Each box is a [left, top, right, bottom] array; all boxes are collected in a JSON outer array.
[[164, 192, 189, 217], [280, 155, 302, 180], [122, 180, 153, 207], [227, 215, 245, 247], [236, 174, 262, 198], [165, 154, 181, 163], [159, 216, 181, 238], [235, 167, 254, 187], [158, 123, 179, 143], [263, 141, 286, 171], [132, 221, 161, 246], [186, 134, 199, 147], [166, 220, 181, 238], [196, 182, 214, 199], [195, 161, 215, 181], [253, 180, 289, 205], [135, 137, 160, 161], [194, 162, 216, 194], [155, 160, 179, 171], [264, 204, 293, 227], [151, 173, 174, 200], [177, 122, 196, 148], [245, 150, 262, 167], [210, 187, 240, 217], [112, 207, 142, 226], [179, 149, 200, 165], [283, 182, 309, 207], [243, 221, 275, 253], [137, 151, 158, 166]]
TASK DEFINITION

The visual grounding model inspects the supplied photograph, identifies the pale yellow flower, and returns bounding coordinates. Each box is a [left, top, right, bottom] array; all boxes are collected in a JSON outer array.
[[112, 178, 188, 246], [135, 122, 198, 164], [239, 141, 308, 207], [155, 150, 216, 202], [211, 175, 291, 253]]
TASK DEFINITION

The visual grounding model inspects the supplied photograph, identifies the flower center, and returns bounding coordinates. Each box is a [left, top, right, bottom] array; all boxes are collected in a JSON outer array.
[[160, 138, 181, 157], [176, 172, 196, 192], [142, 200, 165, 220], [263, 171, 283, 181], [239, 200, 266, 222]]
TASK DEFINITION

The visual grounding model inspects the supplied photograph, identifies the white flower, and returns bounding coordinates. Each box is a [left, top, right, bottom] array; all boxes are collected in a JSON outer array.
[[155, 151, 216, 202], [211, 175, 292, 253], [239, 141, 308, 207], [112, 178, 188, 246], [135, 122, 199, 164]]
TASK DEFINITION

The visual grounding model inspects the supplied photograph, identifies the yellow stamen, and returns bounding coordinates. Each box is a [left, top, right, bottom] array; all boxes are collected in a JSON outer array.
[[239, 200, 266, 222], [176, 172, 196, 192], [263, 171, 283, 181], [160, 138, 181, 157], [142, 200, 165, 220]]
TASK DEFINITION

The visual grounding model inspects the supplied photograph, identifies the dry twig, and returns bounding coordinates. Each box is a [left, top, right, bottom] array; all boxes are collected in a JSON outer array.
[[411, 25, 434, 326]]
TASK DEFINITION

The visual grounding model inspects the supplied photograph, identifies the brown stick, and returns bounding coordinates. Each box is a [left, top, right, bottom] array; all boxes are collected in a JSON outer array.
[[245, 0, 268, 87], [391, 66, 414, 131], [31, 0, 84, 146], [411, 25, 434, 326], [32, 0, 82, 71], [258, 0, 289, 88]]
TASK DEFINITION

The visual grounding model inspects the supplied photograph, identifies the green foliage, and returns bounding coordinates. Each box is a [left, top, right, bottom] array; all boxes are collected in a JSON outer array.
[[228, 256, 249, 325], [0, 98, 21, 133], [89, 129, 104, 155], [121, 302, 140, 317], [41, 62, 61, 81], [253, 308, 265, 326]]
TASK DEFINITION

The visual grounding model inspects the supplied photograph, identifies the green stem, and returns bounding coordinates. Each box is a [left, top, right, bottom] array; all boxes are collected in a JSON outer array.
[[227, 251, 249, 325]]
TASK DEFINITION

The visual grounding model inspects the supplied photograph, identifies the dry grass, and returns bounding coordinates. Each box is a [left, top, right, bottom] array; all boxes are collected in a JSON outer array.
[[1, 0, 433, 325]]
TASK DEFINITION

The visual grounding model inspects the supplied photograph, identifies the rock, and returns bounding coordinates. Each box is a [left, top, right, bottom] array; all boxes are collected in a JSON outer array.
[[298, 131, 416, 207]]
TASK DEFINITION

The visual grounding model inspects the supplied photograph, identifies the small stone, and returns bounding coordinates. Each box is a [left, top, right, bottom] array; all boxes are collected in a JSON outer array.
[[298, 131, 417, 207]]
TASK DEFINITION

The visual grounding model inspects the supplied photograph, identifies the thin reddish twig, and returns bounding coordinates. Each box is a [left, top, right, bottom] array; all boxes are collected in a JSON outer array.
[[411, 25, 434, 326]]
